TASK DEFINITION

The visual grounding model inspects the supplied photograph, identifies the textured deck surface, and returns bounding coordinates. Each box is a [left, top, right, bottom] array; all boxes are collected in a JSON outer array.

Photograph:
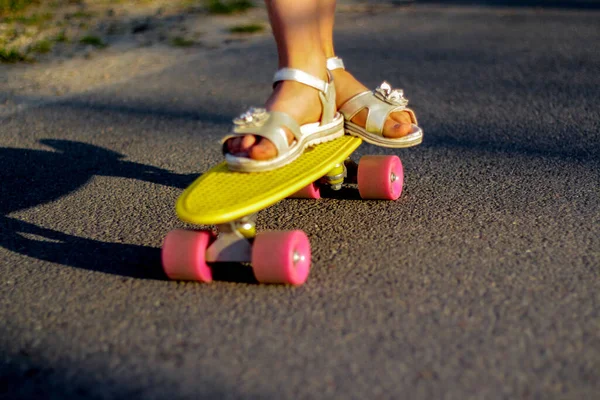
[[176, 136, 362, 225]]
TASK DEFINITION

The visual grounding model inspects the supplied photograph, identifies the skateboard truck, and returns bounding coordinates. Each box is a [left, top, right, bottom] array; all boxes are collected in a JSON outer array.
[[320, 158, 359, 190], [205, 215, 256, 263], [322, 157, 359, 190]]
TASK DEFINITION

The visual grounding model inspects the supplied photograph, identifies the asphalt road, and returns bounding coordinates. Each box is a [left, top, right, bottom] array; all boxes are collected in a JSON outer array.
[[1, 3, 599, 399]]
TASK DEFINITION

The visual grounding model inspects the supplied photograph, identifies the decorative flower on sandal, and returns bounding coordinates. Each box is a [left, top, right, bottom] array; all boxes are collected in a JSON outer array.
[[233, 107, 269, 127], [374, 81, 409, 107]]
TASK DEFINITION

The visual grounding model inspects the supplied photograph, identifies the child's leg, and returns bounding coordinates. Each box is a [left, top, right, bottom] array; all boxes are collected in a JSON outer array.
[[317, 0, 414, 139], [226, 0, 328, 161]]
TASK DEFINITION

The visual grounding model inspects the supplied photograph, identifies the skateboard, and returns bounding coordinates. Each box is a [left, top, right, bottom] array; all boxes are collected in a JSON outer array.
[[161, 135, 404, 286]]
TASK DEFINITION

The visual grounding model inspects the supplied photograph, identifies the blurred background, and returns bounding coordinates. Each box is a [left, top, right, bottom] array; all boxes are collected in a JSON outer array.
[[3, 0, 600, 64]]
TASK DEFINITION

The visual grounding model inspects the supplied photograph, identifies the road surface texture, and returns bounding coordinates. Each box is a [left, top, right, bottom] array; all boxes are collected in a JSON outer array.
[[1, 2, 598, 399]]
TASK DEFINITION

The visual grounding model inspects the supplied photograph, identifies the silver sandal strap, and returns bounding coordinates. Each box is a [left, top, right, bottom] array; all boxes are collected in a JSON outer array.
[[339, 91, 404, 135], [273, 68, 329, 93], [326, 57, 345, 71], [272, 68, 337, 126], [228, 111, 301, 155]]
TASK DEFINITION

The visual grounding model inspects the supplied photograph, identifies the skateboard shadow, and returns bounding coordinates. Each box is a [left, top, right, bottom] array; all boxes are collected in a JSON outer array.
[[1, 216, 166, 280], [318, 186, 363, 201], [0, 139, 197, 280], [210, 263, 258, 284], [1, 139, 265, 284]]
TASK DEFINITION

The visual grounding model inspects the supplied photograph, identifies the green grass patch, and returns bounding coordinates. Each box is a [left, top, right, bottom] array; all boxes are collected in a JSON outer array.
[[229, 23, 263, 34], [0, 46, 28, 62], [0, 0, 39, 17], [29, 38, 52, 53], [54, 30, 68, 42], [170, 36, 194, 47], [2, 12, 53, 25], [205, 0, 253, 15], [2, 26, 19, 41], [80, 34, 106, 48], [67, 10, 94, 19]]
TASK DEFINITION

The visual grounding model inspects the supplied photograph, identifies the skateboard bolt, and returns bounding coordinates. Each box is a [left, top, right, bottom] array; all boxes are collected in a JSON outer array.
[[390, 172, 398, 183], [293, 251, 305, 265]]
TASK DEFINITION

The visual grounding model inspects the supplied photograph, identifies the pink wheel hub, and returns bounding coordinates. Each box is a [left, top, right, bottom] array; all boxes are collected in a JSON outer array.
[[162, 229, 215, 282], [252, 230, 311, 285], [289, 182, 321, 199], [357, 155, 403, 200]]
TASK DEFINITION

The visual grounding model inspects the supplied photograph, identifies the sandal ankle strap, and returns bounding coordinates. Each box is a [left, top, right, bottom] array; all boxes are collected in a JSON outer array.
[[326, 57, 345, 71], [272, 68, 337, 125], [273, 68, 329, 93]]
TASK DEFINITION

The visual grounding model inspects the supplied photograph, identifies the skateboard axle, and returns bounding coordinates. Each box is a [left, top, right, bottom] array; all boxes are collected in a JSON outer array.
[[205, 216, 257, 263], [293, 251, 306, 265]]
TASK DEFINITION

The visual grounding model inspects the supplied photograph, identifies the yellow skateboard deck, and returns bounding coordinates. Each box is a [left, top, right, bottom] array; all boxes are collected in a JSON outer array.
[[176, 136, 362, 225]]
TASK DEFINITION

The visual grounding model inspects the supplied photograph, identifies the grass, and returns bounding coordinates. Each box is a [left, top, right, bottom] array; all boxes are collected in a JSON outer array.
[[80, 34, 107, 48], [67, 10, 94, 19], [2, 12, 53, 25], [205, 0, 253, 15], [229, 23, 263, 34], [0, 1, 258, 63], [54, 30, 68, 42], [0, 0, 39, 17], [29, 38, 52, 53], [1, 26, 18, 41], [170, 36, 194, 47], [0, 46, 28, 62]]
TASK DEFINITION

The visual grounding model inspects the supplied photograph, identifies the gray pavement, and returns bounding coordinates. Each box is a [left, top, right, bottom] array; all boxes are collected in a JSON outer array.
[[1, 3, 599, 400]]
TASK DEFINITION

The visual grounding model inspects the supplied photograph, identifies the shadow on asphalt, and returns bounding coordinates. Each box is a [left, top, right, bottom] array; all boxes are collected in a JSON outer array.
[[0, 139, 197, 281], [424, 130, 599, 162], [0, 354, 126, 400], [0, 349, 254, 400], [0, 139, 270, 284], [50, 98, 233, 126], [48, 89, 600, 165]]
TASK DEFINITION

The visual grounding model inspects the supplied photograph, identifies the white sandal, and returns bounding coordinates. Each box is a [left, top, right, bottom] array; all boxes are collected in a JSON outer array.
[[222, 68, 344, 172], [327, 57, 423, 148]]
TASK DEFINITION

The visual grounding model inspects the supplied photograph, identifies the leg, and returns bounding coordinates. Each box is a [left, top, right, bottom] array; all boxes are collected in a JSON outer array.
[[317, 0, 414, 139], [227, 0, 328, 161]]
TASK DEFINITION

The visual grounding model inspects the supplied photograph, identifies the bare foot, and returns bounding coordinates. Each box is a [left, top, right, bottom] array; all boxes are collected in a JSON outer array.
[[330, 68, 414, 138], [226, 78, 325, 161]]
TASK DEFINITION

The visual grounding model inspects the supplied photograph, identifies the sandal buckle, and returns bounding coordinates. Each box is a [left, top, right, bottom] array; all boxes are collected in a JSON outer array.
[[233, 107, 269, 127]]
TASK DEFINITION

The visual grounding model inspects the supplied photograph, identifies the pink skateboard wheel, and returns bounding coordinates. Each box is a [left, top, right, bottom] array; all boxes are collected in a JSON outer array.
[[357, 155, 403, 200], [252, 230, 311, 285], [288, 182, 321, 199], [162, 229, 215, 282]]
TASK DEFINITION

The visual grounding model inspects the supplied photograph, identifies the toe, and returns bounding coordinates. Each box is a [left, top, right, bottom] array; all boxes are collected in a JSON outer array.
[[227, 137, 241, 154], [353, 108, 413, 139], [382, 110, 414, 138], [391, 110, 413, 125], [249, 137, 277, 161], [240, 135, 257, 153], [382, 119, 413, 138]]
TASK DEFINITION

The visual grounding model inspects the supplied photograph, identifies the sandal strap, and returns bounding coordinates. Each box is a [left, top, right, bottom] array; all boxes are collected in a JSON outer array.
[[339, 90, 405, 135], [326, 57, 345, 71], [226, 111, 301, 156], [272, 68, 337, 125], [273, 68, 329, 93]]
